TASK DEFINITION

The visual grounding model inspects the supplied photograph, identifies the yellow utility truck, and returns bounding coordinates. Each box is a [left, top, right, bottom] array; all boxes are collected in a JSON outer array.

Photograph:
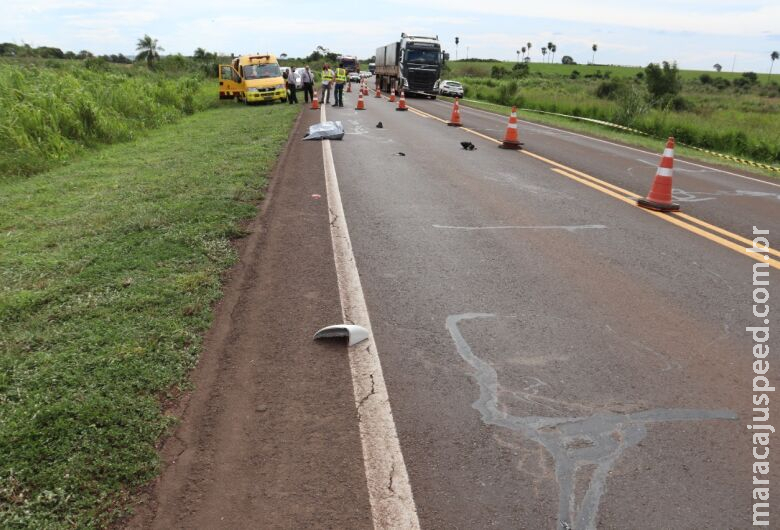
[[219, 54, 286, 104]]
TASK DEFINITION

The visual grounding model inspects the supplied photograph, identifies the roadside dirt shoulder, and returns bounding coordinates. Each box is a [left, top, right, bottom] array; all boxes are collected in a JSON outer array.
[[126, 107, 371, 529]]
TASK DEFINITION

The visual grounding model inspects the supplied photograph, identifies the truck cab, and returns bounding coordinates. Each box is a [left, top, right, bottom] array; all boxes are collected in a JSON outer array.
[[219, 54, 286, 104], [399, 35, 442, 93]]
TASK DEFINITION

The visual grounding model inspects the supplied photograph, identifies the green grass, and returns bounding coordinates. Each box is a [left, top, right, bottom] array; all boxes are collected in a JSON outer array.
[[0, 100, 300, 528], [440, 95, 780, 178], [449, 60, 780, 81], [0, 60, 219, 179], [441, 61, 780, 168]]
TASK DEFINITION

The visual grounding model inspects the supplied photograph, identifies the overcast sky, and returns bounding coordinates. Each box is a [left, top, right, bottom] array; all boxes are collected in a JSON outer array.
[[3, 0, 780, 73]]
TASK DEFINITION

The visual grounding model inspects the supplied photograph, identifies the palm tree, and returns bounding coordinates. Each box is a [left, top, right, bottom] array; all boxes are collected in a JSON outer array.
[[547, 42, 553, 63], [136, 35, 163, 67], [541, 47, 547, 62], [592, 43, 598, 64], [550, 44, 557, 63], [527, 42, 532, 61], [521, 46, 526, 59], [770, 51, 779, 80], [516, 49, 521, 63]]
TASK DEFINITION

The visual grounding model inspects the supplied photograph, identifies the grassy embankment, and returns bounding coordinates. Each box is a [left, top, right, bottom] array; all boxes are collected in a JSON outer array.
[[0, 59, 220, 179], [444, 60, 780, 175], [0, 62, 300, 526]]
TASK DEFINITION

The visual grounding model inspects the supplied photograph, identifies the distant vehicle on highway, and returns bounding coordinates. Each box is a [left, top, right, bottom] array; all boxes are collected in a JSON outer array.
[[368, 62, 375, 74], [348, 72, 361, 82], [337, 54, 359, 73], [433, 79, 464, 97], [359, 71, 372, 79]]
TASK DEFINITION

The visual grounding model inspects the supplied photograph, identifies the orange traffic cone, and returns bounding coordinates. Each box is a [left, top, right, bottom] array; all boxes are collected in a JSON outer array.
[[346, 81, 352, 93], [363, 83, 369, 96], [396, 91, 408, 111], [447, 97, 462, 126], [310, 91, 319, 110], [355, 92, 365, 110], [637, 137, 680, 212], [498, 106, 522, 149], [375, 86, 382, 98], [389, 89, 396, 103]]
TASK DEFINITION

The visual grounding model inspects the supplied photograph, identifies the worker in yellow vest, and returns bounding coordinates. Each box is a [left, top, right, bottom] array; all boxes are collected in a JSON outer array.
[[332, 66, 347, 107], [320, 64, 334, 105]]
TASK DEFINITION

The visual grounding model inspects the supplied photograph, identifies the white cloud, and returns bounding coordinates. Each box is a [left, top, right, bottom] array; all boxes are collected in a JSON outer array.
[[393, 0, 780, 37]]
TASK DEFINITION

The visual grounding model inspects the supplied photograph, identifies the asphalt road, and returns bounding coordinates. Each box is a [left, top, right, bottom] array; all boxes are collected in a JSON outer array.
[[326, 87, 777, 528], [130, 87, 778, 529]]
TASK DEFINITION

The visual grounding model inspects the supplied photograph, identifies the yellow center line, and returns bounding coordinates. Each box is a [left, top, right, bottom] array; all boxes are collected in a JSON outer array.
[[671, 211, 780, 258], [405, 102, 779, 266], [552, 168, 780, 270]]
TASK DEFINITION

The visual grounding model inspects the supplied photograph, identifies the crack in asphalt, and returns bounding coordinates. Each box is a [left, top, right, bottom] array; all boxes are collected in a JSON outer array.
[[446, 312, 738, 530], [358, 374, 376, 410]]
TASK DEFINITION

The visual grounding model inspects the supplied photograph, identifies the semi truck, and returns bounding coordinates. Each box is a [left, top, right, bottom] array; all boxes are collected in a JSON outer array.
[[375, 33, 447, 96], [337, 54, 359, 72]]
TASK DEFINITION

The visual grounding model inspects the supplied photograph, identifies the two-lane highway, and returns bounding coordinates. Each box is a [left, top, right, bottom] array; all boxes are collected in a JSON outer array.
[[323, 87, 776, 528]]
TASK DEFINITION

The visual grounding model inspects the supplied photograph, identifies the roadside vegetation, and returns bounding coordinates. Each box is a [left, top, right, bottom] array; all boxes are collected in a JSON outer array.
[[443, 60, 780, 167], [0, 82, 299, 527], [0, 45, 227, 180]]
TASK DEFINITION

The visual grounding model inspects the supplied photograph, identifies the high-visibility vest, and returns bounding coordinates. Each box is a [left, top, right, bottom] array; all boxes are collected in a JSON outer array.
[[322, 70, 333, 82], [335, 68, 347, 83]]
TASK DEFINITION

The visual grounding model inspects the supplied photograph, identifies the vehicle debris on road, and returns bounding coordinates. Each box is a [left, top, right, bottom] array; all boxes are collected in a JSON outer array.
[[303, 121, 344, 141]]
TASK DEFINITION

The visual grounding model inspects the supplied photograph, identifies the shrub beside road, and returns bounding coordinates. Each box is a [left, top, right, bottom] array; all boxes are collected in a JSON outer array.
[[445, 60, 780, 168]]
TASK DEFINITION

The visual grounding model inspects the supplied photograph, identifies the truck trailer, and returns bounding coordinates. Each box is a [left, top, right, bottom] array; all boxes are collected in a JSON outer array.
[[375, 33, 447, 96]]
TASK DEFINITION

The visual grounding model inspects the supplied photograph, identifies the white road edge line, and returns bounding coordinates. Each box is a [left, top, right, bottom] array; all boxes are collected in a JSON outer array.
[[320, 106, 421, 529], [429, 99, 780, 188]]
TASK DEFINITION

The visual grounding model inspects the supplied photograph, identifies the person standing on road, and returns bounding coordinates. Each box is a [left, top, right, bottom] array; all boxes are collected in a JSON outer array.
[[320, 64, 333, 105], [284, 69, 298, 104], [300, 65, 314, 103], [332, 66, 347, 107]]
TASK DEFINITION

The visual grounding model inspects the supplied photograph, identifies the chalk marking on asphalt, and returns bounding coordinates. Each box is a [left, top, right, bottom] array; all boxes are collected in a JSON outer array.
[[433, 224, 607, 232], [428, 98, 780, 188], [405, 103, 780, 267], [447, 312, 737, 530], [399, 99, 780, 267], [550, 167, 780, 270], [320, 105, 421, 529]]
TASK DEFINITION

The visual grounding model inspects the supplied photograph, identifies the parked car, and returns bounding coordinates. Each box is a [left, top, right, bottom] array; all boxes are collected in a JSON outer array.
[[348, 72, 361, 82], [280, 66, 303, 89], [434, 79, 464, 97], [294, 67, 308, 89]]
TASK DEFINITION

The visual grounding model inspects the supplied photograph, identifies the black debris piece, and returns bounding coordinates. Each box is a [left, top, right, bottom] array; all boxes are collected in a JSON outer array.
[[376, 122, 383, 128], [460, 141, 477, 151]]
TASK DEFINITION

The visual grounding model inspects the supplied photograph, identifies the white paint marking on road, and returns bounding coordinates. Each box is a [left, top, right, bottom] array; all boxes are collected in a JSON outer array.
[[433, 224, 607, 232], [429, 99, 780, 188], [320, 106, 421, 530], [634, 158, 708, 173]]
